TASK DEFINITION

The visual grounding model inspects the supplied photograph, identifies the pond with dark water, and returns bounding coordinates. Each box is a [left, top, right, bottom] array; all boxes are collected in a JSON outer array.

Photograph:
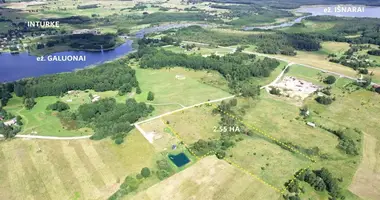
[[168, 153, 190, 167]]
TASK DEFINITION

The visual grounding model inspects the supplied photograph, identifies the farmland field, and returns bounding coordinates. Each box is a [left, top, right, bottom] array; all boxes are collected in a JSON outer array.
[[0, 130, 158, 200], [129, 156, 282, 200]]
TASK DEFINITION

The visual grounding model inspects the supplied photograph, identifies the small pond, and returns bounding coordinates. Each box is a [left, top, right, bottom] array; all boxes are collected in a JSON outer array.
[[168, 153, 190, 167]]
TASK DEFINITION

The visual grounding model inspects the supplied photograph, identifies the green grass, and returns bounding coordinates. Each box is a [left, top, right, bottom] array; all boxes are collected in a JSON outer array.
[[226, 135, 311, 189], [286, 64, 336, 86], [4, 96, 91, 136], [162, 105, 221, 144], [229, 91, 363, 198], [133, 66, 231, 108]]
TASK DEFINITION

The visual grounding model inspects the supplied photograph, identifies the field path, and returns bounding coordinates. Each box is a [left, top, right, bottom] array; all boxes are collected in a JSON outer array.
[[134, 95, 235, 126], [0, 134, 91, 140]]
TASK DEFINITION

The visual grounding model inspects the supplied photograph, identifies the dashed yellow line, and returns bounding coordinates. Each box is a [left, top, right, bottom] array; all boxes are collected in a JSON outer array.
[[211, 104, 317, 163], [224, 157, 285, 194], [160, 102, 319, 195], [280, 163, 315, 193], [161, 118, 202, 159], [160, 117, 285, 194]]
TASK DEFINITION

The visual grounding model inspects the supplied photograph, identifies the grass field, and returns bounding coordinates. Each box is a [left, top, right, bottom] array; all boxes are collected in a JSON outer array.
[[161, 105, 221, 144], [349, 133, 380, 200], [4, 96, 91, 136], [133, 66, 231, 108], [129, 156, 282, 200], [266, 42, 380, 83], [286, 64, 335, 86], [281, 20, 336, 33], [225, 135, 312, 189], [162, 45, 234, 56], [0, 130, 158, 200]]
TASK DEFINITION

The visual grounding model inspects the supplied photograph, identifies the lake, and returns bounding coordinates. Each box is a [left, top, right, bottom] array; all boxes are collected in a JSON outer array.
[[0, 23, 202, 83], [244, 5, 380, 30], [0, 41, 133, 82]]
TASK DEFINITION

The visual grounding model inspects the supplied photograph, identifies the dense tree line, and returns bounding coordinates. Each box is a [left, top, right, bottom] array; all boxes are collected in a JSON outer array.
[[319, 126, 359, 155], [306, 16, 380, 45], [137, 12, 221, 24], [0, 58, 138, 106], [108, 166, 152, 200], [41, 33, 118, 50], [170, 26, 321, 54], [75, 98, 154, 142], [132, 45, 279, 96], [368, 49, 380, 56], [287, 167, 346, 200]]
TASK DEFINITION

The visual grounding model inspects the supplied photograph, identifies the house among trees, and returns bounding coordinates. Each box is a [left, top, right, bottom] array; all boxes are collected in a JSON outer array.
[[91, 95, 100, 102], [72, 29, 101, 35], [4, 118, 17, 126]]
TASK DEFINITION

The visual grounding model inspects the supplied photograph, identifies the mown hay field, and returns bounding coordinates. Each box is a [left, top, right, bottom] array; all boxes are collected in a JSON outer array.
[[0, 130, 158, 200]]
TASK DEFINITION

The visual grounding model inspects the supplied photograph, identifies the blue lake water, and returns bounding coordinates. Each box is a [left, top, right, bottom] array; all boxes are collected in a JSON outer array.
[[168, 153, 190, 167], [0, 23, 201, 83], [0, 40, 133, 82], [244, 5, 380, 30]]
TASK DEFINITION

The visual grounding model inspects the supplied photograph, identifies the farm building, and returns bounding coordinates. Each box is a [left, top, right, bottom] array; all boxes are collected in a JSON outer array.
[[306, 122, 316, 128], [4, 118, 17, 126]]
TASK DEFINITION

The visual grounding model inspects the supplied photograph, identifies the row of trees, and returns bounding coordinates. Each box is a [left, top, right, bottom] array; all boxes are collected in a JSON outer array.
[[108, 167, 151, 200], [285, 167, 345, 200]]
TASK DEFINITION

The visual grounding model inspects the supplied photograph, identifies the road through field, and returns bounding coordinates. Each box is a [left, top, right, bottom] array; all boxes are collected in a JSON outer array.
[[183, 41, 379, 86]]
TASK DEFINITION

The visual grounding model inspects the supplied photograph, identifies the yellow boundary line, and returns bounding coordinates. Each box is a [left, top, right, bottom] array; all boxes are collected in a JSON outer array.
[[160, 117, 286, 194], [211, 104, 317, 163], [159, 101, 319, 195]]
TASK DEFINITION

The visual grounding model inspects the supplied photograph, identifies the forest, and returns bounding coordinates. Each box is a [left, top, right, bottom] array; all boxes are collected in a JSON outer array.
[[169, 26, 321, 54], [73, 98, 154, 143]]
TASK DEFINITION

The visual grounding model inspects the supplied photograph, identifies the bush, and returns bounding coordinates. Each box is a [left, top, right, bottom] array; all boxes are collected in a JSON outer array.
[[323, 75, 336, 84], [216, 150, 226, 159], [47, 101, 70, 112], [375, 87, 380, 94], [114, 137, 124, 145], [147, 91, 154, 101], [141, 167, 151, 178], [315, 96, 333, 105], [269, 87, 281, 95]]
